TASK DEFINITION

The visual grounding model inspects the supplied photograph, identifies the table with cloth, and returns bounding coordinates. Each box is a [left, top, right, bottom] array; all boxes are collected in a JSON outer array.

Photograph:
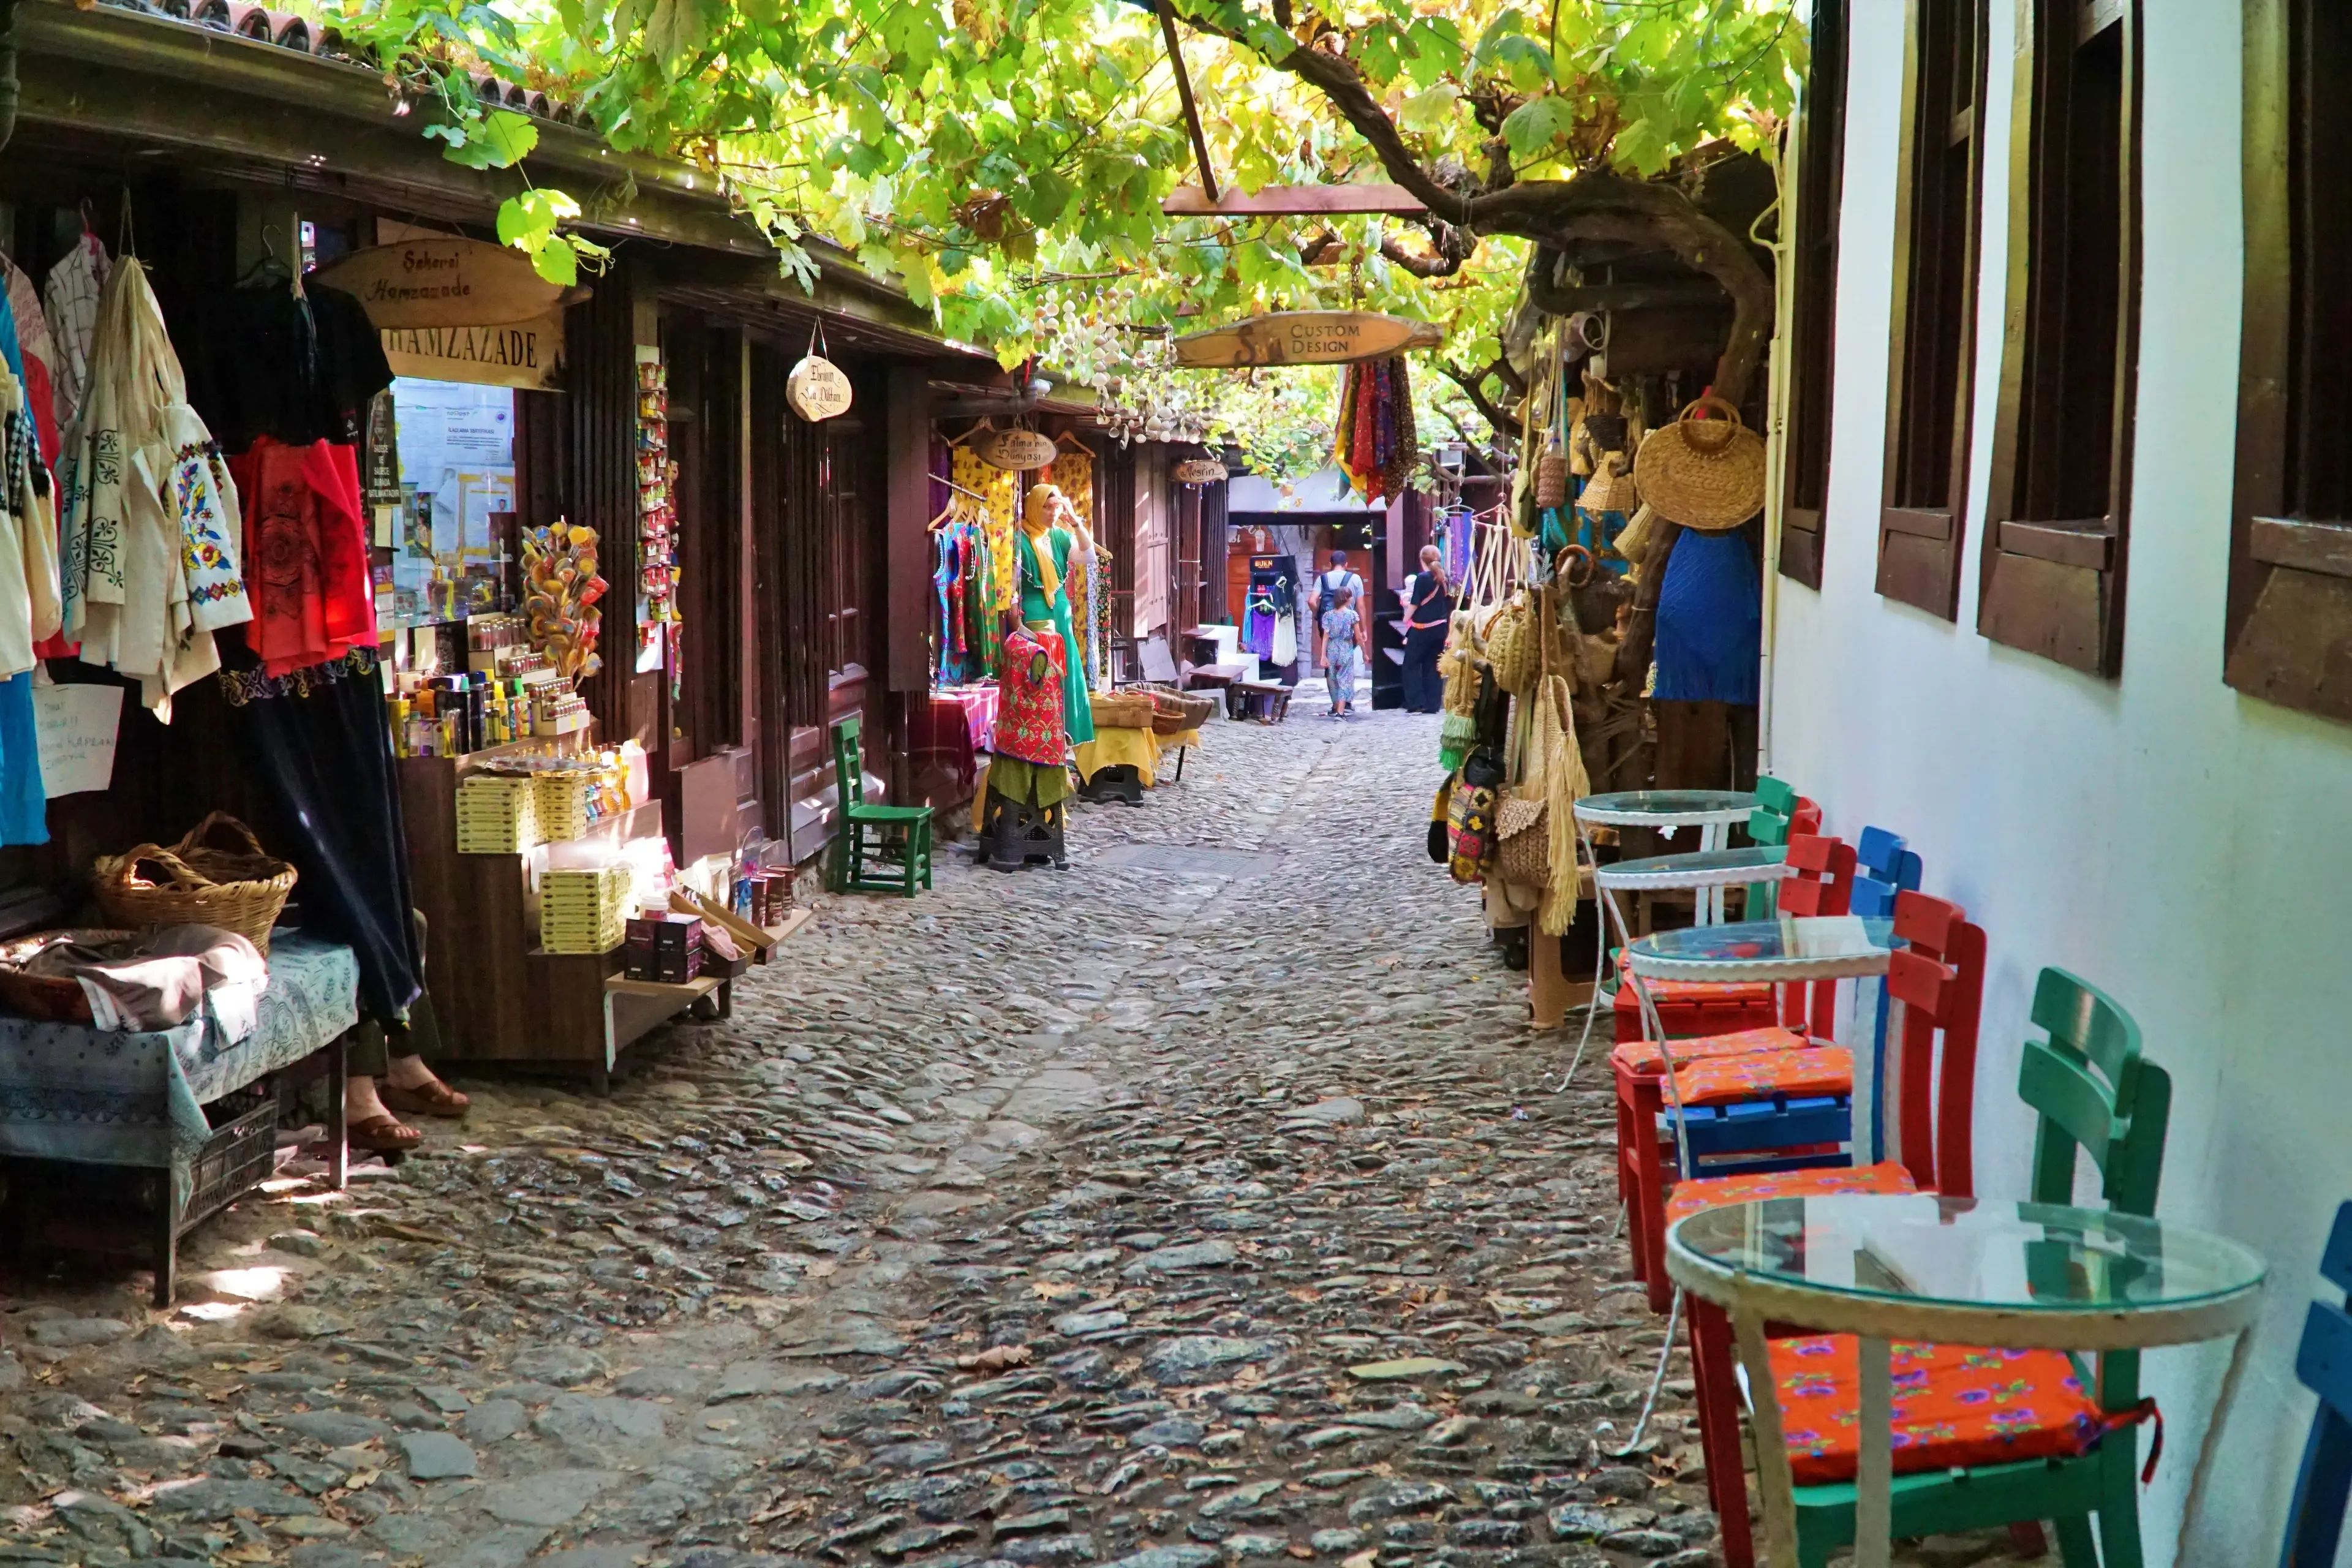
[[913, 686, 1000, 807], [1074, 725, 1161, 787], [0, 930, 359, 1297]]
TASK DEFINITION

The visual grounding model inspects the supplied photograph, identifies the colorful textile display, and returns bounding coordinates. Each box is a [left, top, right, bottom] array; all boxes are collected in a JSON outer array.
[[227, 437, 372, 677], [1016, 484, 1095, 746], [1333, 354, 1420, 503], [991, 624, 1069, 766], [54, 258, 252, 718], [951, 439, 1017, 616]]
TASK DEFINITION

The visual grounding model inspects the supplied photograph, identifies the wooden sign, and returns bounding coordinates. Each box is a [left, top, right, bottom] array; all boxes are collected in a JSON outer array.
[[380, 312, 565, 391], [1174, 459, 1229, 485], [979, 428, 1058, 472], [1175, 311, 1444, 368], [787, 354, 853, 421], [314, 237, 563, 329]]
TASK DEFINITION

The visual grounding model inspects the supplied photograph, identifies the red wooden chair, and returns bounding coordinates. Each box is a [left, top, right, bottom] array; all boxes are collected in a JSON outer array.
[[1613, 830, 1855, 1310], [1678, 891, 1986, 1568]]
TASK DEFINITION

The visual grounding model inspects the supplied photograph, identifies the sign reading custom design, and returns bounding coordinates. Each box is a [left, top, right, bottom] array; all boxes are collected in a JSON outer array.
[[787, 355, 853, 421], [1174, 311, 1444, 368], [312, 238, 564, 329], [379, 317, 565, 392], [979, 427, 1058, 472], [1174, 459, 1229, 485]]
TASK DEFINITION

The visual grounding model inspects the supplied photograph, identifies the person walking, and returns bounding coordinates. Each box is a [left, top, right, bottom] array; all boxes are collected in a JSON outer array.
[[1318, 584, 1363, 717], [1400, 543, 1455, 712]]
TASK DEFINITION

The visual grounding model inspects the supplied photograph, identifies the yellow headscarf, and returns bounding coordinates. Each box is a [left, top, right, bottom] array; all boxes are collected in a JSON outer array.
[[1022, 483, 1065, 604]]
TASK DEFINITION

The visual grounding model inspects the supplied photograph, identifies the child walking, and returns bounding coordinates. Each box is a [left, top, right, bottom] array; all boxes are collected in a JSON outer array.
[[1319, 584, 1363, 717]]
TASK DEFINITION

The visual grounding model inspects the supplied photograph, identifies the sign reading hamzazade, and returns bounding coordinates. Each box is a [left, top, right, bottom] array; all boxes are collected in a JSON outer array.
[[1172, 310, 1445, 369], [314, 238, 568, 391]]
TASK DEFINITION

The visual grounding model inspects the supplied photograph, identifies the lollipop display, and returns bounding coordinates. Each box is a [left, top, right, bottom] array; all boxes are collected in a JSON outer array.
[[522, 518, 607, 680]]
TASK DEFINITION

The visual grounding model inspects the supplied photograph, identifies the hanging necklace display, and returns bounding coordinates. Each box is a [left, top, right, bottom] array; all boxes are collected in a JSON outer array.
[[786, 318, 853, 422]]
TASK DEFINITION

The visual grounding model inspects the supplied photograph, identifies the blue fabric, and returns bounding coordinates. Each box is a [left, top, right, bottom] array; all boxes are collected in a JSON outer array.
[[0, 932, 358, 1205], [0, 287, 20, 388], [0, 674, 45, 846], [1653, 529, 1761, 704]]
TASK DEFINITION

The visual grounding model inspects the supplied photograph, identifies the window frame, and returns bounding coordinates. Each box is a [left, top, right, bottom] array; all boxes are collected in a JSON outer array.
[[1876, 0, 1991, 619], [1775, 0, 1850, 590], [2225, 0, 2352, 720], [1978, 0, 2143, 677]]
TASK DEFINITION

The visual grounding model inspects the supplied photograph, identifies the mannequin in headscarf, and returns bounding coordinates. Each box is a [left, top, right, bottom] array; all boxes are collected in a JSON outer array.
[[1017, 482, 1101, 748]]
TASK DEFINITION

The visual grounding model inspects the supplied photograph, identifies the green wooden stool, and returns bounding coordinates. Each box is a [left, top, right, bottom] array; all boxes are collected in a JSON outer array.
[[826, 715, 933, 897]]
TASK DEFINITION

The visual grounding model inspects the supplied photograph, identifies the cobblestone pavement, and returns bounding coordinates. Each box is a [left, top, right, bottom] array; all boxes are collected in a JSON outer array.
[[1, 711, 2035, 1568]]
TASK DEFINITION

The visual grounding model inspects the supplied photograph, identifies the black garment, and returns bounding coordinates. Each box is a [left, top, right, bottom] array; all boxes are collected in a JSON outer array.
[[181, 283, 394, 451], [1401, 571, 1455, 712], [214, 639, 421, 1022]]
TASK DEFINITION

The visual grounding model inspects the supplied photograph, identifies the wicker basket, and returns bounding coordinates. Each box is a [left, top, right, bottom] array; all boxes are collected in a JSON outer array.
[[1089, 692, 1159, 730], [0, 929, 138, 1023], [1631, 395, 1766, 531], [94, 814, 296, 954], [1134, 684, 1215, 736]]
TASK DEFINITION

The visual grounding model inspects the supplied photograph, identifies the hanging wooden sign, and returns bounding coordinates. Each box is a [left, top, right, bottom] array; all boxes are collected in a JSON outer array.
[[787, 355, 853, 421], [378, 312, 565, 391], [313, 237, 563, 330], [979, 428, 1058, 472], [1174, 459, 1229, 485], [1173, 311, 1444, 369]]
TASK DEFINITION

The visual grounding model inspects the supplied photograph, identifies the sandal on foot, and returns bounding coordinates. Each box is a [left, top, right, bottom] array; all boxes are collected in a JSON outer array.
[[381, 1080, 470, 1118], [347, 1114, 424, 1152]]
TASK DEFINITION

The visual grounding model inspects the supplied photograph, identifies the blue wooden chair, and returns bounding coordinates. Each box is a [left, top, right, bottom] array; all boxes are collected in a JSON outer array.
[[2282, 1201, 2352, 1565], [1851, 826, 1923, 1164]]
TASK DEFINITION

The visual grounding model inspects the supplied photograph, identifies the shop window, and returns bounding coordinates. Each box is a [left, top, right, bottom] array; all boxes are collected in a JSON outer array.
[[1876, 0, 1989, 619], [1979, 0, 2140, 677], [1776, 0, 1849, 589], [2225, 0, 2352, 720], [383, 378, 516, 626]]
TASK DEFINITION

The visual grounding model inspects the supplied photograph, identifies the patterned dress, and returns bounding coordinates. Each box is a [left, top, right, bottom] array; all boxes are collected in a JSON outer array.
[[1321, 605, 1362, 706]]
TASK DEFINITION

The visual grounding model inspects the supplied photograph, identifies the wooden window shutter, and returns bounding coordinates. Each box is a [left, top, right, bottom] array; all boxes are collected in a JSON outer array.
[[1979, 0, 2141, 676], [1776, 0, 1850, 589], [2225, 0, 2352, 720], [1877, 0, 1990, 619]]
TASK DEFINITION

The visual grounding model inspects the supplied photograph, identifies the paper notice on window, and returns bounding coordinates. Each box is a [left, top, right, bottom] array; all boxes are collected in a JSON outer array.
[[33, 682, 124, 797], [1783, 914, 1873, 958]]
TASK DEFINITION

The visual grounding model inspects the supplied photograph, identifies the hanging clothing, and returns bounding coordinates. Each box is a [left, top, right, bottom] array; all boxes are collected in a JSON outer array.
[[3, 262, 61, 467], [42, 231, 109, 434], [991, 623, 1069, 766], [228, 437, 374, 677], [215, 642, 420, 1022], [1653, 529, 1762, 705], [0, 675, 45, 846], [0, 363, 61, 677], [52, 259, 247, 718], [1016, 525, 1094, 747], [180, 282, 390, 452]]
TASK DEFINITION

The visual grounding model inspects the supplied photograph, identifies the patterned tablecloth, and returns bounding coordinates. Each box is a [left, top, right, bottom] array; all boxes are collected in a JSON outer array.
[[0, 931, 359, 1176]]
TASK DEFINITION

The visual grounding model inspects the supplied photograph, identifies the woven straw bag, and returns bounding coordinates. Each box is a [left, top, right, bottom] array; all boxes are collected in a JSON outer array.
[[1485, 593, 1539, 695], [1534, 443, 1569, 508], [94, 813, 297, 954], [1632, 394, 1767, 530], [1493, 792, 1550, 889], [1581, 450, 1638, 514]]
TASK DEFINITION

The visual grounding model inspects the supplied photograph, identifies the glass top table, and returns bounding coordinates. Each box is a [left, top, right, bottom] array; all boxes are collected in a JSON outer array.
[[1624, 914, 1898, 982], [1595, 843, 1789, 891], [1667, 1194, 2267, 1568], [1572, 789, 1758, 829]]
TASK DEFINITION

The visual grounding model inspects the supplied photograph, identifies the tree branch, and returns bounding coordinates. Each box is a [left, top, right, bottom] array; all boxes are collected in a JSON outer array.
[[1437, 356, 1520, 442]]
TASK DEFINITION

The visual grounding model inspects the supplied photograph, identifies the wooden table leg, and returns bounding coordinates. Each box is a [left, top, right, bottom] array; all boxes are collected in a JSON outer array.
[[1856, 1335, 1894, 1567], [1529, 930, 1570, 1029], [327, 1030, 348, 1192], [1733, 1308, 1803, 1568], [153, 1183, 178, 1308]]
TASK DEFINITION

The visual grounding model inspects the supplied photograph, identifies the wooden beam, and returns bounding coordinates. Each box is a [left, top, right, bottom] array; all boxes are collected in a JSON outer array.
[[1162, 184, 1431, 218], [1158, 2, 1219, 205]]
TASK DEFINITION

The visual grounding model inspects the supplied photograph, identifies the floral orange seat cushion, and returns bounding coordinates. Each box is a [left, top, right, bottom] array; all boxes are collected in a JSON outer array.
[[1665, 1159, 1918, 1227], [1672, 1044, 1853, 1106], [1612, 1025, 1808, 1078], [1768, 1335, 2113, 1486], [1615, 975, 1778, 1006]]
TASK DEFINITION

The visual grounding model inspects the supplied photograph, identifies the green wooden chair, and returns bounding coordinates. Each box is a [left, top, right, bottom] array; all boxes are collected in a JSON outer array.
[[826, 715, 933, 897], [1782, 967, 2174, 1568]]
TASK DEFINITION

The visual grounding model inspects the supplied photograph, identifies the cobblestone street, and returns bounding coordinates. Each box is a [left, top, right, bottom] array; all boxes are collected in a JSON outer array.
[[0, 714, 2022, 1568]]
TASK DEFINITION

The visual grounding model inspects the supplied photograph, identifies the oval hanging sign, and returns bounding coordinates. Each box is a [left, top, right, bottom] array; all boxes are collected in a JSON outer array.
[[312, 236, 564, 330], [1174, 459, 1229, 485], [1172, 310, 1446, 369], [786, 355, 853, 421], [979, 428, 1058, 472]]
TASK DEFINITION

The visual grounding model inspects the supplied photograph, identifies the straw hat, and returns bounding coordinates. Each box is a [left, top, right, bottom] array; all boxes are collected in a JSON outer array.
[[1631, 394, 1766, 531], [1579, 450, 1638, 514]]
